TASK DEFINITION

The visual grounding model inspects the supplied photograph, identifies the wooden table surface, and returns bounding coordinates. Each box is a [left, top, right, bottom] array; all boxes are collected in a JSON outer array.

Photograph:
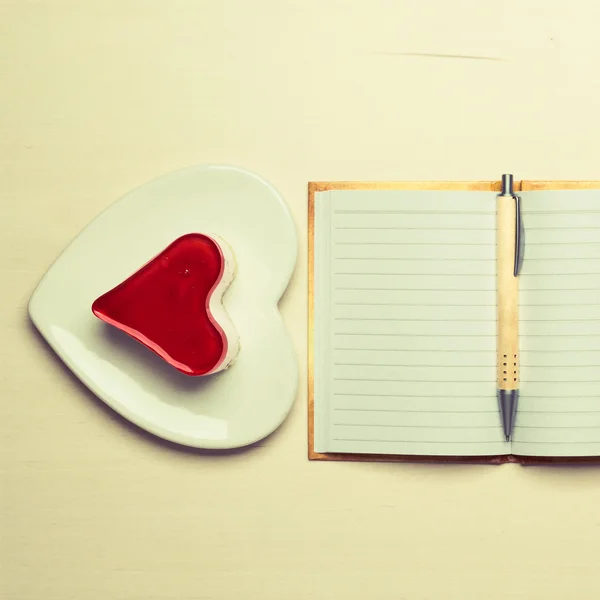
[[3, 1, 600, 598]]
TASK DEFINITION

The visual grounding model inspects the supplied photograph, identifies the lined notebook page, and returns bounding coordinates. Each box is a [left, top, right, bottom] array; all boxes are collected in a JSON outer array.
[[514, 190, 600, 457], [313, 189, 506, 456]]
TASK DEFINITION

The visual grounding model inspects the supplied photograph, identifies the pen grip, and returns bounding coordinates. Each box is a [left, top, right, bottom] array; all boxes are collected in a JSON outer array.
[[497, 195, 519, 390]]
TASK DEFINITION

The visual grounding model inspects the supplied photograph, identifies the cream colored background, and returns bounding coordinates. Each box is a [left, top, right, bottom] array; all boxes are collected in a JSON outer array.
[[3, 1, 600, 599]]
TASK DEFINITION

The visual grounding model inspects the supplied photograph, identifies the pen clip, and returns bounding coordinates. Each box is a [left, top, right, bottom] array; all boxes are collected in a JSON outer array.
[[500, 174, 525, 277], [513, 194, 524, 277]]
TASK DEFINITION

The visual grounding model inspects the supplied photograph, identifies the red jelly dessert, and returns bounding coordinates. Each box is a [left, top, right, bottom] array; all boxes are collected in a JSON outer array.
[[92, 233, 239, 376]]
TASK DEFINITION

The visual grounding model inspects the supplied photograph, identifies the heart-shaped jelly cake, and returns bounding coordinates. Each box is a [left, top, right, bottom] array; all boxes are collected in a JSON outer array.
[[92, 233, 239, 376]]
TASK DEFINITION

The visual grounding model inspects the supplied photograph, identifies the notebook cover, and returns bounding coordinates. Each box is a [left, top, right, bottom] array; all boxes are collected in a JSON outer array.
[[308, 179, 600, 465]]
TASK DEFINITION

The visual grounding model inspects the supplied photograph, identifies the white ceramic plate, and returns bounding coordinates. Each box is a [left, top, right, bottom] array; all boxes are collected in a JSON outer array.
[[29, 165, 298, 448]]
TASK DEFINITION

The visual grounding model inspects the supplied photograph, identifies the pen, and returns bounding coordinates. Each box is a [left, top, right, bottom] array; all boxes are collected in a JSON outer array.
[[497, 174, 524, 442]]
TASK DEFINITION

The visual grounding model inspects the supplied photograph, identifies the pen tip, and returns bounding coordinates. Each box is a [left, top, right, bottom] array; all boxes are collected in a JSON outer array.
[[505, 435, 511, 442]]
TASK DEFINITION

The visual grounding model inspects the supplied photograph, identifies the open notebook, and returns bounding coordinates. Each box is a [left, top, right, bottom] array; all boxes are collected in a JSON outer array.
[[309, 180, 600, 464]]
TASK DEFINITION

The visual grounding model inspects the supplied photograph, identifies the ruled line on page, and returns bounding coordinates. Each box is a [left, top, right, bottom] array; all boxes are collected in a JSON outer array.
[[333, 363, 494, 368], [515, 425, 600, 429], [332, 392, 493, 398], [334, 302, 496, 306], [336, 288, 496, 292], [521, 364, 600, 367], [521, 334, 600, 337], [333, 423, 499, 429], [333, 378, 491, 383], [334, 333, 495, 337], [522, 304, 600, 307], [521, 272, 600, 276], [523, 380, 600, 383], [521, 319, 600, 322], [521, 395, 600, 399], [517, 210, 600, 214], [524, 241, 600, 246], [524, 255, 600, 260], [513, 441, 600, 445], [333, 317, 494, 322], [333, 348, 497, 352], [521, 349, 600, 352], [334, 209, 494, 215], [525, 226, 600, 230], [334, 242, 494, 246], [334, 272, 494, 276], [332, 439, 502, 444], [336, 226, 496, 231], [333, 407, 496, 412], [518, 410, 600, 414], [334, 257, 495, 261]]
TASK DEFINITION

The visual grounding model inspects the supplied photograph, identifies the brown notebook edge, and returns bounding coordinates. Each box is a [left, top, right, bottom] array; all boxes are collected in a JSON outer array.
[[308, 180, 600, 465]]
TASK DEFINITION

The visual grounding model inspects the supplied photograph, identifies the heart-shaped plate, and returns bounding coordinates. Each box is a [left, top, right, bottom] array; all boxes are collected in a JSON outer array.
[[29, 165, 298, 448]]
